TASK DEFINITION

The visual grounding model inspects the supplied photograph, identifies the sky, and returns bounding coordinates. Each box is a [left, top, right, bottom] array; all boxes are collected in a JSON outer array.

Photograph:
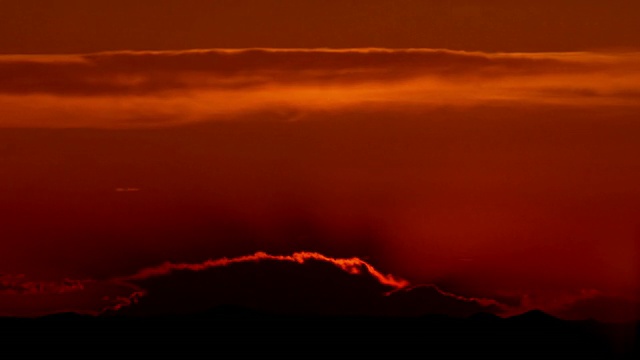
[[0, 1, 639, 322], [1, 0, 640, 53]]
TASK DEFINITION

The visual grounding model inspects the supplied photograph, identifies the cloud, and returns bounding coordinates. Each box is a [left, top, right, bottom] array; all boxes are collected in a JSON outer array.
[[4, 252, 638, 322], [0, 252, 503, 318], [105, 251, 502, 317], [116, 251, 408, 289], [1, 49, 639, 128], [0, 274, 87, 295], [0, 49, 617, 96], [484, 288, 640, 324], [0, 274, 132, 317], [553, 293, 640, 324]]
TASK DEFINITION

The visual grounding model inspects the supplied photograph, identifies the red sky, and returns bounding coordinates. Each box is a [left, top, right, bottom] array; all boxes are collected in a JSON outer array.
[[1, 0, 640, 53], [0, 1, 639, 322]]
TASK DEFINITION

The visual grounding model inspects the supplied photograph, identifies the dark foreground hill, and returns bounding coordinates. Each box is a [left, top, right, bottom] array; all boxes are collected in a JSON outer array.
[[0, 308, 638, 359]]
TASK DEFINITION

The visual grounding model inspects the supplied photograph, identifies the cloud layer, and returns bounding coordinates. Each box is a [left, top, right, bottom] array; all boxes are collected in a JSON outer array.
[[0, 274, 86, 295], [2, 250, 638, 322], [109, 251, 506, 318], [0, 49, 617, 95], [1, 48, 638, 322], [0, 252, 502, 318], [1, 48, 640, 128]]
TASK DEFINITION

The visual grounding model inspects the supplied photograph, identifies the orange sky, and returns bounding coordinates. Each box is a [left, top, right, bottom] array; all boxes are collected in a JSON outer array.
[[0, 1, 639, 322]]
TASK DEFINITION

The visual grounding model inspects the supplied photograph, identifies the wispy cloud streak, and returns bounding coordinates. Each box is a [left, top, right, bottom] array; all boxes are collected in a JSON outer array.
[[0, 274, 88, 295]]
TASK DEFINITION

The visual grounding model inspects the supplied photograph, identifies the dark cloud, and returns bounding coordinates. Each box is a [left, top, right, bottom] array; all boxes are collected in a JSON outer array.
[[0, 275, 133, 317], [107, 251, 502, 317], [0, 49, 624, 96], [554, 294, 640, 324]]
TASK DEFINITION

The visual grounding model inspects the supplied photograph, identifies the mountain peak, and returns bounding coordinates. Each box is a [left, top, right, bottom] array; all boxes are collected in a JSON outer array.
[[508, 309, 561, 323], [468, 312, 502, 321]]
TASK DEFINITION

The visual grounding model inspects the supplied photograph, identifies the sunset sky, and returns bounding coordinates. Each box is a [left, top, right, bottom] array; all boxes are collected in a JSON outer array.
[[1, 1, 639, 322]]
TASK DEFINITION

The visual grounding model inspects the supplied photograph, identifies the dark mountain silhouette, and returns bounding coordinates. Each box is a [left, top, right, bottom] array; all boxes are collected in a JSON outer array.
[[506, 309, 566, 324], [467, 311, 502, 322], [0, 308, 637, 359], [37, 312, 95, 321], [510, 309, 554, 318]]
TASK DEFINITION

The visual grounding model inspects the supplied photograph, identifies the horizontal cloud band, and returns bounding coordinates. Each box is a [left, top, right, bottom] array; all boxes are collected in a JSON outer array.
[[1, 48, 639, 128], [2, 251, 635, 322], [2, 48, 631, 96], [0, 252, 502, 318]]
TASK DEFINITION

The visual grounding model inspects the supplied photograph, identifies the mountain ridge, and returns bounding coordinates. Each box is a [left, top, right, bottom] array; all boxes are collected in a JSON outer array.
[[0, 307, 637, 359]]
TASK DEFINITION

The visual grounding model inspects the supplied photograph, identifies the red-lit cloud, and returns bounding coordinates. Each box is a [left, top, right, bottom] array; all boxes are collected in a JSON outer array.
[[0, 274, 87, 295], [0, 252, 504, 318], [1, 250, 637, 322], [107, 251, 503, 317], [1, 49, 639, 128], [0, 275, 131, 318], [118, 251, 409, 289], [0, 49, 620, 95]]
